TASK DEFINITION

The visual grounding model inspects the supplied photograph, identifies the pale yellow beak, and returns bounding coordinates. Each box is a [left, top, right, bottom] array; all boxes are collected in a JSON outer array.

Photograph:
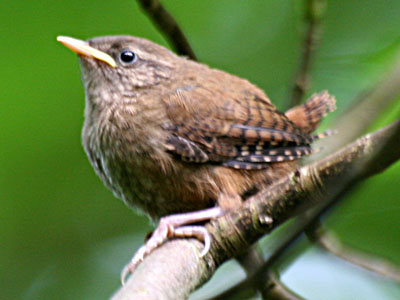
[[57, 36, 116, 68]]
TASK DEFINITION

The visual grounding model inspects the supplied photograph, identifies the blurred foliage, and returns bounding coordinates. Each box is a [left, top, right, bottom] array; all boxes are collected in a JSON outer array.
[[1, 1, 399, 299]]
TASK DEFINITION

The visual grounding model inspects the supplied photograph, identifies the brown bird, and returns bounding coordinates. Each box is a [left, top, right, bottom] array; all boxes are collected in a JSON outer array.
[[57, 35, 336, 282]]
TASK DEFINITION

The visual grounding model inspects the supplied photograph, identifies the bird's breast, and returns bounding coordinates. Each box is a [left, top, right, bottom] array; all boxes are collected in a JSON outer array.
[[81, 104, 184, 216]]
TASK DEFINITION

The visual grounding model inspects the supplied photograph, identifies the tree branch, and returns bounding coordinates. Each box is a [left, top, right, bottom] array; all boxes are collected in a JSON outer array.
[[111, 120, 400, 299], [136, 0, 197, 60]]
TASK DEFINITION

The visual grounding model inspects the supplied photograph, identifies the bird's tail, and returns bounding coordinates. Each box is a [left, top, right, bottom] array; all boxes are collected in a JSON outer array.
[[285, 91, 336, 135]]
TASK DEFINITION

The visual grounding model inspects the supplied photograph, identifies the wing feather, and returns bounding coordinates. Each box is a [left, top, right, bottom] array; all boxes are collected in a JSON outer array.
[[162, 81, 313, 169]]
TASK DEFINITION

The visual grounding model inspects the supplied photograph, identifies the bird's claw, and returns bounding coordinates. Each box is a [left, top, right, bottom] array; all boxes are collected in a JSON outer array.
[[120, 207, 224, 285], [120, 224, 212, 285]]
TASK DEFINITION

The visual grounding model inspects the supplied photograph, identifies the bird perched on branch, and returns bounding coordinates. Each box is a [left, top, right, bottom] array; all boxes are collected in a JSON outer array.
[[57, 35, 336, 283]]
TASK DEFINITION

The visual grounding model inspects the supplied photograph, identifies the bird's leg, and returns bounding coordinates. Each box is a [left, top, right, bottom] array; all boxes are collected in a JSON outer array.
[[121, 206, 224, 284]]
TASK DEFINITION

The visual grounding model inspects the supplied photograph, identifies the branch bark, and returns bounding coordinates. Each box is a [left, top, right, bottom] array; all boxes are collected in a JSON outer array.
[[111, 120, 400, 300]]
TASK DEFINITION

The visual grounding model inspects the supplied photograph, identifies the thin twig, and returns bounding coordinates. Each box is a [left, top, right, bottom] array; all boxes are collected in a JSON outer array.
[[136, 0, 197, 60], [111, 120, 400, 300], [259, 270, 305, 300], [211, 267, 305, 300], [305, 221, 400, 283], [289, 0, 326, 108]]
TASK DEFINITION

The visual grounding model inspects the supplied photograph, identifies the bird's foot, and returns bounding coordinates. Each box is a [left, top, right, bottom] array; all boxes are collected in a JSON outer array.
[[120, 206, 224, 284]]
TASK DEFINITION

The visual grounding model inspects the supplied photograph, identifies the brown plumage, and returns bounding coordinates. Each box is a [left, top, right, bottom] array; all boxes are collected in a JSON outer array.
[[57, 35, 336, 280]]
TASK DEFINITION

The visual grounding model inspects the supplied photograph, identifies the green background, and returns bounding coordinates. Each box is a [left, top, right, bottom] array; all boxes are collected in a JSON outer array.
[[1, 1, 400, 299]]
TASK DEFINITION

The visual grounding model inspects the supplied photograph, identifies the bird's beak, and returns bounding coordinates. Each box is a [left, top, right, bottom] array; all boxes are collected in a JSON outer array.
[[57, 36, 116, 68]]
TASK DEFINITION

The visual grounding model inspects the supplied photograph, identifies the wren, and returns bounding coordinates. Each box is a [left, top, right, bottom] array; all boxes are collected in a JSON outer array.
[[57, 35, 336, 282]]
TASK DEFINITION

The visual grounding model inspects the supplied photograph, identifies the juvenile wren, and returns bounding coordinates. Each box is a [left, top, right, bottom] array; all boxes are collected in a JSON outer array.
[[57, 35, 336, 282]]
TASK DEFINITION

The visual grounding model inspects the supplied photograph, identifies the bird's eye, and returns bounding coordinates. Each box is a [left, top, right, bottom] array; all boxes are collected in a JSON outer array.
[[119, 50, 137, 65]]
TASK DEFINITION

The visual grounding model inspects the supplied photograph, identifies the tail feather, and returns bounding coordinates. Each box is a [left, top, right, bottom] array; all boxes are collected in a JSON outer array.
[[285, 91, 336, 134]]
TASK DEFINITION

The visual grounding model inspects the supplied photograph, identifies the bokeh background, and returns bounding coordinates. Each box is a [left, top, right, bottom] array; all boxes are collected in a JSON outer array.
[[1, 1, 400, 299]]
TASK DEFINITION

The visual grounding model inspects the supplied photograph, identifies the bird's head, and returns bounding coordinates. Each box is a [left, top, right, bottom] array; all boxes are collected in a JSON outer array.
[[57, 35, 178, 103]]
